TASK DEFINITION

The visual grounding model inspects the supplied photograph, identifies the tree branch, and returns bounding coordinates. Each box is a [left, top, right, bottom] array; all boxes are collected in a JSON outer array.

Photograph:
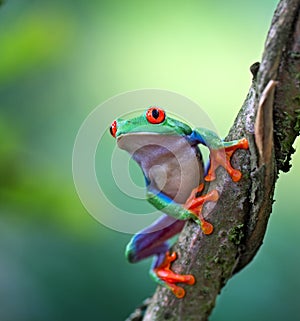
[[138, 0, 300, 320]]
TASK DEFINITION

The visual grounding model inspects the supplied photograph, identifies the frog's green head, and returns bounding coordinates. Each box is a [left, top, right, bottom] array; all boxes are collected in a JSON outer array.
[[109, 107, 192, 139]]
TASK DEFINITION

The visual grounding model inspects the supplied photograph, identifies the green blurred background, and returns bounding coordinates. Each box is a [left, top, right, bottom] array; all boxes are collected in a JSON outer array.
[[1, 0, 299, 320]]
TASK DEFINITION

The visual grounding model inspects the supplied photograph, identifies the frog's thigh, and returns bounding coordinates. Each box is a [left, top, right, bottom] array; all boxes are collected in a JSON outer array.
[[125, 215, 185, 263]]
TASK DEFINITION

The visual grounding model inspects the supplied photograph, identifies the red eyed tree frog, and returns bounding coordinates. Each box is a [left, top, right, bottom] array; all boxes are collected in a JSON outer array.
[[110, 107, 248, 298]]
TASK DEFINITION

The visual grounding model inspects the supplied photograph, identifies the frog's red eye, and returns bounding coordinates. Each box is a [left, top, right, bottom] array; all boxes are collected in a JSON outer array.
[[110, 120, 117, 138], [146, 107, 165, 124]]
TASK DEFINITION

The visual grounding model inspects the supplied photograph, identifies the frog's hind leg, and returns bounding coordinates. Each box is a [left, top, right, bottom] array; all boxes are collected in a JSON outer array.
[[125, 215, 184, 263], [125, 215, 194, 298], [150, 251, 195, 298]]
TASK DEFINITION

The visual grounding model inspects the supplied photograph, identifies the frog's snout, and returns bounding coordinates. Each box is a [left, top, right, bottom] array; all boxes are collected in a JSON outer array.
[[110, 120, 117, 138]]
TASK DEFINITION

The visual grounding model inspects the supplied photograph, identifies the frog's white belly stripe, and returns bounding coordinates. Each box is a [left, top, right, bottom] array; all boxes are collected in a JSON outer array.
[[117, 133, 203, 203]]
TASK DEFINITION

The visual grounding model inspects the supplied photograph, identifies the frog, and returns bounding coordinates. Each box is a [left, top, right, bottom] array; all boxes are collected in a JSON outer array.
[[109, 106, 248, 298]]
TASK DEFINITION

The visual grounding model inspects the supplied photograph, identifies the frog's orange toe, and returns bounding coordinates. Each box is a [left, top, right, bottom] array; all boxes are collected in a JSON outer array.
[[172, 285, 186, 299], [201, 220, 214, 235], [231, 169, 242, 182], [186, 274, 196, 285], [153, 252, 196, 299]]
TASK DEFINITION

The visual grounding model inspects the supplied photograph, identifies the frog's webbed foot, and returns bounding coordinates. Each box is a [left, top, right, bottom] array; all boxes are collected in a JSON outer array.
[[184, 184, 219, 235], [205, 138, 249, 182], [152, 251, 195, 299]]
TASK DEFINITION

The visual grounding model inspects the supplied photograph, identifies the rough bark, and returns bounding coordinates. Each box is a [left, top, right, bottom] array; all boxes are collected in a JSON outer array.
[[127, 0, 300, 320]]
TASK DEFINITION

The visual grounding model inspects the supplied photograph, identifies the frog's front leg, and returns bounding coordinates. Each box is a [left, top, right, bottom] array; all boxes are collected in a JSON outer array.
[[189, 128, 249, 182], [184, 183, 219, 234], [125, 215, 194, 298], [146, 188, 217, 235], [205, 138, 249, 182]]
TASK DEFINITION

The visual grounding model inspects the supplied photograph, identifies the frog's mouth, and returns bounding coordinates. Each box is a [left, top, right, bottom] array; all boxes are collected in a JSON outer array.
[[117, 132, 186, 155]]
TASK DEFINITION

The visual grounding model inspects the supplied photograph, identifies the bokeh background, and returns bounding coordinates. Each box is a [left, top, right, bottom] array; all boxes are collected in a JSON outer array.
[[1, 0, 299, 320]]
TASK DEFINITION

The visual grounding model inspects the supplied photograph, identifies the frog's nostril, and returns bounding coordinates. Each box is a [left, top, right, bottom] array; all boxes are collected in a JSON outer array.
[[110, 120, 117, 138]]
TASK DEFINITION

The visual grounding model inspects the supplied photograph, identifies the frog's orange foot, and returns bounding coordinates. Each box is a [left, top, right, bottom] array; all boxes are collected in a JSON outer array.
[[184, 184, 219, 235], [205, 138, 249, 182], [153, 252, 195, 299]]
